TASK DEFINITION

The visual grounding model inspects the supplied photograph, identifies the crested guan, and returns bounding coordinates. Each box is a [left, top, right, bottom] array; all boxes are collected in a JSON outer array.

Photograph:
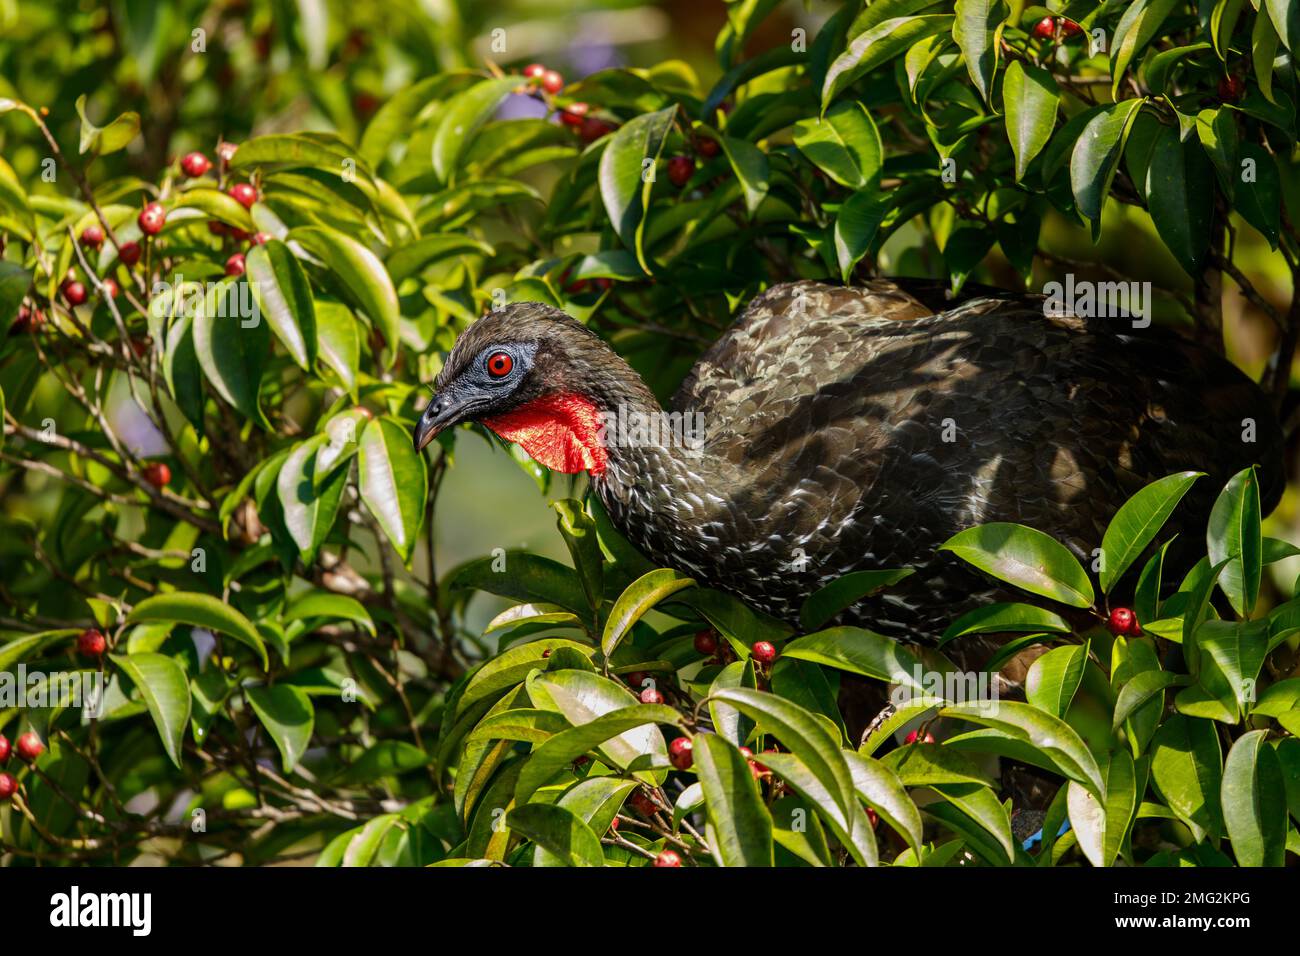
[[413, 279, 1284, 651]]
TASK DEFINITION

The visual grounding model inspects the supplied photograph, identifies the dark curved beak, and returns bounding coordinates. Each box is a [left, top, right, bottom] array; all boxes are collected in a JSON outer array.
[[414, 388, 475, 451]]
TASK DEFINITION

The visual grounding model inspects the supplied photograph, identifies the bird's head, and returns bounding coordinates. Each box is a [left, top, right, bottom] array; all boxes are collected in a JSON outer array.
[[412, 302, 656, 476]]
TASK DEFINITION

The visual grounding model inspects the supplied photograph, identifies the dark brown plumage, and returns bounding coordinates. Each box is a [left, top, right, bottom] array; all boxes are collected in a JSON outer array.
[[415, 279, 1283, 646]]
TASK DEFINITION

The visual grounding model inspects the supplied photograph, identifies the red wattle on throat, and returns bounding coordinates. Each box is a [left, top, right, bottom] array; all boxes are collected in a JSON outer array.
[[483, 393, 608, 476]]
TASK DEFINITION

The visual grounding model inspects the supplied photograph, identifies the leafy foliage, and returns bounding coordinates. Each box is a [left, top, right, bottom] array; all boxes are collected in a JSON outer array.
[[0, 0, 1297, 866]]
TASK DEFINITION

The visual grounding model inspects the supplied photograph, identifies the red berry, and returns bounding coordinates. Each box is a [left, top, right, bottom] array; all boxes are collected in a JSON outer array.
[[626, 670, 649, 689], [560, 102, 589, 126], [0, 773, 15, 800], [1032, 16, 1056, 39], [80, 224, 105, 248], [228, 183, 258, 209], [653, 849, 682, 867], [693, 629, 718, 655], [142, 462, 171, 489], [1218, 75, 1245, 102], [629, 791, 658, 817], [62, 280, 87, 306], [523, 63, 546, 82], [118, 241, 141, 266], [180, 151, 212, 177], [1061, 19, 1083, 38], [540, 70, 564, 94], [541, 648, 552, 658], [667, 155, 695, 188], [905, 730, 936, 745], [102, 278, 120, 299], [751, 640, 777, 664], [669, 736, 694, 770], [639, 687, 664, 705], [249, 232, 271, 246], [10, 305, 44, 335], [16, 732, 43, 762], [609, 816, 620, 831], [208, 220, 228, 237], [695, 136, 720, 158], [0, 734, 10, 762], [130, 337, 151, 358], [1107, 607, 1141, 637], [579, 117, 614, 144], [866, 807, 879, 828], [217, 141, 238, 164], [225, 253, 246, 277], [77, 628, 106, 658], [138, 202, 166, 236]]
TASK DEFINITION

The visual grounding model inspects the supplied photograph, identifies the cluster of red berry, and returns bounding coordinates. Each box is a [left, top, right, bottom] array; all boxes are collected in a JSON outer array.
[[178, 147, 270, 276], [0, 731, 45, 802], [1030, 16, 1084, 40]]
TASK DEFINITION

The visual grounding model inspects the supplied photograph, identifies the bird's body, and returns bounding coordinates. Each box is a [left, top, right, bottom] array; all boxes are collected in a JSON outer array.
[[417, 280, 1284, 647]]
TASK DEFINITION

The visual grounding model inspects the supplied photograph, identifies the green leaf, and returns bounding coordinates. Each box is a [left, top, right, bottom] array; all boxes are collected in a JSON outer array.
[[782, 626, 927, 692], [171, 187, 257, 232], [880, 739, 991, 786], [552, 498, 603, 613], [387, 234, 495, 283], [192, 278, 272, 429], [0, 263, 31, 328], [598, 106, 676, 273], [1100, 472, 1202, 593], [75, 94, 140, 155], [1144, 126, 1214, 275], [110, 653, 191, 768], [770, 795, 834, 866], [290, 226, 400, 367], [844, 750, 924, 853], [601, 568, 695, 658], [952, 0, 1006, 104], [709, 688, 856, 826], [720, 135, 771, 215], [791, 101, 882, 189], [799, 568, 913, 632], [940, 522, 1094, 608], [358, 416, 428, 564], [1070, 99, 1145, 232], [506, 803, 604, 867], [245, 239, 317, 370], [833, 187, 889, 282], [246, 684, 314, 773], [928, 783, 1015, 863], [939, 602, 1071, 646], [693, 733, 775, 867], [513, 704, 682, 803], [126, 593, 268, 669], [1266, 0, 1300, 52], [431, 77, 520, 184], [340, 741, 429, 784], [1253, 7, 1281, 102], [1221, 730, 1287, 866], [708, 660, 758, 747], [1025, 643, 1088, 718], [314, 301, 360, 397], [276, 434, 347, 565], [1150, 714, 1224, 841], [1002, 60, 1059, 181], [449, 554, 589, 615], [1110, 0, 1179, 98], [1211, 0, 1248, 59], [941, 700, 1105, 798], [1237, 142, 1281, 250], [1113, 669, 1189, 731], [758, 750, 877, 866], [1207, 467, 1263, 616], [534, 777, 637, 863], [822, 15, 955, 108]]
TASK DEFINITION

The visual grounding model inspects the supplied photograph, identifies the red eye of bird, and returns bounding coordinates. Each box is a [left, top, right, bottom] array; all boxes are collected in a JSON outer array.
[[487, 352, 513, 377]]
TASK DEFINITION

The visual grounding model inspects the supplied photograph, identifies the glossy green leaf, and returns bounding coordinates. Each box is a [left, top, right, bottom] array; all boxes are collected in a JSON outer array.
[[245, 239, 317, 370], [1069, 99, 1145, 232], [314, 301, 360, 397], [799, 568, 913, 632], [246, 684, 314, 773], [757, 749, 877, 866], [506, 803, 603, 867], [1100, 472, 1201, 593], [431, 77, 520, 183], [939, 602, 1070, 646], [833, 188, 888, 282], [110, 653, 191, 768], [291, 226, 400, 366], [1150, 714, 1224, 841], [601, 568, 695, 658], [1207, 467, 1263, 616], [598, 106, 675, 273], [75, 94, 140, 155], [693, 733, 775, 867], [791, 101, 882, 189], [1110, 0, 1179, 97], [358, 416, 428, 564], [1025, 643, 1087, 718], [126, 593, 267, 669], [844, 750, 923, 853], [782, 626, 928, 693], [192, 278, 271, 429], [940, 522, 1094, 608], [276, 434, 347, 565], [1002, 60, 1059, 181], [952, 0, 1006, 104], [822, 15, 955, 108], [1221, 730, 1287, 866]]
